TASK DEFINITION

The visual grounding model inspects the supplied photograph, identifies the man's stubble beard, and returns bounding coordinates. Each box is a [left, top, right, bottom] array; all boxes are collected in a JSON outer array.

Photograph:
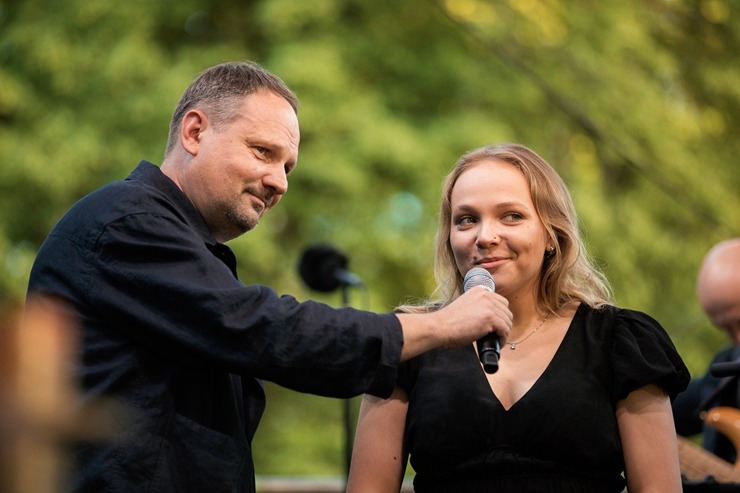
[[225, 204, 262, 237]]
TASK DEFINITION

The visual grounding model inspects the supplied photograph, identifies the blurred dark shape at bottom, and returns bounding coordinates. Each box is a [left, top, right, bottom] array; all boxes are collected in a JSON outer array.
[[683, 478, 740, 493]]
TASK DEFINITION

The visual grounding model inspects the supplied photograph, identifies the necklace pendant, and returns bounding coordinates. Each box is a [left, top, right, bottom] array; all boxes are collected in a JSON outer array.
[[510, 343, 517, 350]]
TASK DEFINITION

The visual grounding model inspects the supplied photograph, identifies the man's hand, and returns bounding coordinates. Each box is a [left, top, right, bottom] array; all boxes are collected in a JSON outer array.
[[396, 286, 512, 361]]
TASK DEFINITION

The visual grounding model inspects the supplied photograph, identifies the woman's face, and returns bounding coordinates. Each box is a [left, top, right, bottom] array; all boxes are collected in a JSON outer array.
[[449, 158, 550, 300]]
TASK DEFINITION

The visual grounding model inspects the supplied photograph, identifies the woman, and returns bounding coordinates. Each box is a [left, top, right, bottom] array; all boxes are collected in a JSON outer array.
[[347, 143, 689, 492]]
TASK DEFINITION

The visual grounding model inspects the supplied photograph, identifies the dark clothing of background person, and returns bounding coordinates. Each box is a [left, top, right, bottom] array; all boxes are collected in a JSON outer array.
[[673, 346, 740, 464], [26, 161, 403, 493]]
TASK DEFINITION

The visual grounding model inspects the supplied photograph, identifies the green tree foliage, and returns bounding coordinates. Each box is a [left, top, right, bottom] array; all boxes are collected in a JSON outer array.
[[1, 0, 738, 475]]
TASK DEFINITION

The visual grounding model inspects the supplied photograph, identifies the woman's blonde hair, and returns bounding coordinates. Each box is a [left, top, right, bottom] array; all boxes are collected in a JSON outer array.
[[400, 143, 612, 313]]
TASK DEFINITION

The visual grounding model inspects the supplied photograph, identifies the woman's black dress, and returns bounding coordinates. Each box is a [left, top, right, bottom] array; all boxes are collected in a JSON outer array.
[[397, 304, 690, 492]]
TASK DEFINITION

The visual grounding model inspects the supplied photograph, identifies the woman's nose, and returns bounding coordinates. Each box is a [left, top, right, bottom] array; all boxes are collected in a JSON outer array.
[[475, 223, 500, 247]]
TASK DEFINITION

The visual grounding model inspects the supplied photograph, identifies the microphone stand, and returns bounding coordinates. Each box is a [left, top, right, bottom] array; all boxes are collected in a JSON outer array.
[[340, 284, 353, 483], [295, 244, 364, 483]]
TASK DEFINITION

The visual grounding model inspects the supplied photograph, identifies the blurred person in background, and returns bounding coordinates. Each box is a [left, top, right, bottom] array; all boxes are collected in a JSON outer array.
[[673, 238, 740, 464], [25, 61, 511, 493], [347, 142, 689, 493]]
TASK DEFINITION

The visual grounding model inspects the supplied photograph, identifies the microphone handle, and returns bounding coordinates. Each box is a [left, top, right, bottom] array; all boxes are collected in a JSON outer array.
[[478, 335, 500, 374]]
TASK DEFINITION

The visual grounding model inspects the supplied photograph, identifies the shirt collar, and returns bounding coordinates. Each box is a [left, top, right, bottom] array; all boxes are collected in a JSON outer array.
[[128, 160, 219, 248]]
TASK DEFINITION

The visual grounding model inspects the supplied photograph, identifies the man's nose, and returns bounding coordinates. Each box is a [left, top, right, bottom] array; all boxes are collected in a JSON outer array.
[[264, 168, 288, 196]]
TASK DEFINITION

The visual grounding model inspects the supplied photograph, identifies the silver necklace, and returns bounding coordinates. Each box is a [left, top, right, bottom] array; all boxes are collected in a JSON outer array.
[[508, 313, 551, 350]]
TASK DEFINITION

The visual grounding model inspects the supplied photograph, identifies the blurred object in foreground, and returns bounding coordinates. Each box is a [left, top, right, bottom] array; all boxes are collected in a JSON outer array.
[[0, 296, 127, 493]]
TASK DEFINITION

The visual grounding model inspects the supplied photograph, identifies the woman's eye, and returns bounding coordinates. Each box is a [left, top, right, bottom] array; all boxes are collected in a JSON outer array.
[[503, 212, 523, 221], [455, 216, 475, 226]]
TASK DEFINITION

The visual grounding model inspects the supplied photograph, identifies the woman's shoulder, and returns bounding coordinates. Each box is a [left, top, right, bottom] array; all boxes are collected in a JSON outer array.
[[576, 303, 690, 400], [573, 303, 678, 354], [576, 303, 663, 331]]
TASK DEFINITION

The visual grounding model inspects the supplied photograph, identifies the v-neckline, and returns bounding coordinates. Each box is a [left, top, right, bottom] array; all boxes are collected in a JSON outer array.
[[481, 304, 582, 412]]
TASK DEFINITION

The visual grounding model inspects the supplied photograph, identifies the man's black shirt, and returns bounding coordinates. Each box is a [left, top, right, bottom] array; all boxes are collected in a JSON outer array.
[[27, 161, 403, 492]]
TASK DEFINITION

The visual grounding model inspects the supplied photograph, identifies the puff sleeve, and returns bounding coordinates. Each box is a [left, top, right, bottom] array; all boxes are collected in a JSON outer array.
[[610, 307, 690, 403]]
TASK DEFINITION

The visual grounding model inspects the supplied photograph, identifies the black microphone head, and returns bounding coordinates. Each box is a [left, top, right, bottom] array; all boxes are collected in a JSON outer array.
[[298, 244, 349, 292], [463, 267, 495, 293]]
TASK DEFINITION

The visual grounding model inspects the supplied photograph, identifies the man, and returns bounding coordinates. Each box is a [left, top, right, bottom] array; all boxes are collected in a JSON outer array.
[[26, 61, 511, 493], [673, 238, 740, 464]]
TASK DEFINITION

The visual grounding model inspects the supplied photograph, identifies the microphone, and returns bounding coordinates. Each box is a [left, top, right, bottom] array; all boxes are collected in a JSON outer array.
[[298, 244, 364, 292], [463, 267, 499, 374]]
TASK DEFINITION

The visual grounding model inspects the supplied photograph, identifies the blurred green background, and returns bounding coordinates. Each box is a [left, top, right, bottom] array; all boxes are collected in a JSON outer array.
[[1, 0, 738, 477]]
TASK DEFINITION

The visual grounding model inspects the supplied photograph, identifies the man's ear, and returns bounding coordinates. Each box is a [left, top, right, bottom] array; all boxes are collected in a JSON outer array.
[[180, 109, 207, 156]]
